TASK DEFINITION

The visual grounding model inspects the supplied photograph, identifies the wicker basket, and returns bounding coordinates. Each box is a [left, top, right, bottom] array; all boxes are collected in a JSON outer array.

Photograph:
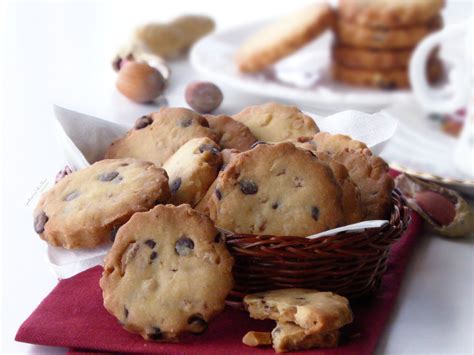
[[223, 189, 410, 309]]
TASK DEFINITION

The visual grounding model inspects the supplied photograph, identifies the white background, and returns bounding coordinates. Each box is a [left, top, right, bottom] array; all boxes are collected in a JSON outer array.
[[1, 0, 473, 354]]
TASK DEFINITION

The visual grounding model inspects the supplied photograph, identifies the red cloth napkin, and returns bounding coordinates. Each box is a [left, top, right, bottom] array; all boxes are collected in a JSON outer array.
[[16, 210, 422, 354]]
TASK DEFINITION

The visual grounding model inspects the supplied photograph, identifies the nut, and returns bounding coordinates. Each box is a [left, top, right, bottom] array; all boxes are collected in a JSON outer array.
[[116, 61, 165, 103], [185, 81, 223, 113], [414, 190, 456, 226], [242, 331, 272, 347]]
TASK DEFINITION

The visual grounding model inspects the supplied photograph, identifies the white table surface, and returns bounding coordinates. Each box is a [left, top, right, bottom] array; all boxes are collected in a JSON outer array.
[[1, 1, 473, 354]]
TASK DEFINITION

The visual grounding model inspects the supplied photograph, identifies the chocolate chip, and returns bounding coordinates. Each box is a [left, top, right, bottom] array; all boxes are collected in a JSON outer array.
[[187, 314, 208, 334], [214, 233, 223, 243], [34, 211, 48, 234], [175, 236, 194, 256], [239, 180, 258, 195], [144, 239, 156, 249], [180, 118, 193, 127], [148, 327, 163, 340], [149, 251, 158, 263], [311, 206, 320, 221], [199, 144, 220, 155], [215, 189, 222, 200], [250, 141, 266, 149], [63, 190, 80, 201], [124, 306, 129, 319], [110, 226, 120, 242], [172, 268, 178, 272], [271, 202, 279, 209], [134, 115, 153, 129], [99, 171, 119, 182], [170, 178, 182, 193], [197, 116, 210, 127]]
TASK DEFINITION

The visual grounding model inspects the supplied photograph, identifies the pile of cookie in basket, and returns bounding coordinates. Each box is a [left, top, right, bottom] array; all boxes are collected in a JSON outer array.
[[33, 101, 408, 352], [236, 0, 445, 89]]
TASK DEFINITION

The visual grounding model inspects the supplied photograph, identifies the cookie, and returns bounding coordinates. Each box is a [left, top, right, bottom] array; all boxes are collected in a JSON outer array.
[[208, 142, 345, 236], [33, 159, 170, 249], [244, 288, 353, 334], [236, 3, 335, 72], [335, 15, 442, 49], [295, 132, 368, 159], [272, 323, 339, 353], [204, 114, 257, 151], [332, 57, 443, 89], [232, 103, 319, 142], [195, 148, 241, 214], [163, 137, 222, 207], [100, 204, 234, 341], [316, 152, 364, 224], [295, 133, 394, 219], [333, 45, 412, 69], [105, 108, 218, 167], [333, 149, 394, 219], [339, 0, 445, 28], [242, 331, 272, 347]]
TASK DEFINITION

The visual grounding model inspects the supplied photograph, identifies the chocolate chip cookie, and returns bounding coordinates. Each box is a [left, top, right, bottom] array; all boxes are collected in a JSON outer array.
[[295, 133, 394, 219], [232, 103, 319, 143], [163, 137, 222, 207], [244, 288, 353, 334], [208, 142, 345, 236], [100, 204, 234, 341], [105, 108, 218, 167], [33, 159, 170, 249], [204, 114, 257, 151]]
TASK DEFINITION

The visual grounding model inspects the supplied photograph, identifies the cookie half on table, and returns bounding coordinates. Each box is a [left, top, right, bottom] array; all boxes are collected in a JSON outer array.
[[33, 159, 170, 249], [100, 204, 234, 342], [244, 288, 353, 334], [272, 322, 340, 353], [163, 137, 222, 207], [105, 108, 218, 167], [232, 103, 319, 143]]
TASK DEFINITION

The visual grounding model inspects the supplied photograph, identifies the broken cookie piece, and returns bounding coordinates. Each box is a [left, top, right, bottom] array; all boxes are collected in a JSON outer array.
[[244, 288, 352, 334], [272, 322, 339, 353]]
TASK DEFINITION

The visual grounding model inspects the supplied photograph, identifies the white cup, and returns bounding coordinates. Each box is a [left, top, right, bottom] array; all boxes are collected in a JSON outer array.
[[409, 19, 474, 178]]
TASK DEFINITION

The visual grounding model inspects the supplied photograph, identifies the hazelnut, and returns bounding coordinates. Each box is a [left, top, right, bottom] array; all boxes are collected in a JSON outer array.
[[116, 61, 165, 103], [185, 81, 223, 113]]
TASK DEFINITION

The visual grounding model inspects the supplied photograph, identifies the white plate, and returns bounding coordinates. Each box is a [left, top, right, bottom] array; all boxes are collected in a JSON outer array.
[[380, 98, 474, 196], [190, 21, 414, 113]]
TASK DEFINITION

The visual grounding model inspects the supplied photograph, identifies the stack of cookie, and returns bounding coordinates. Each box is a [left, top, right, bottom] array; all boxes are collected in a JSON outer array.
[[332, 0, 445, 89]]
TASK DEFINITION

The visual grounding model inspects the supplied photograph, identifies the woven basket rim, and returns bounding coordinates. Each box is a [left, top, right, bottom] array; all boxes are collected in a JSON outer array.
[[220, 189, 407, 244]]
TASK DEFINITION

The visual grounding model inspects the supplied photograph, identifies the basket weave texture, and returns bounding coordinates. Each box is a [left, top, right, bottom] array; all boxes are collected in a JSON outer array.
[[223, 189, 410, 309]]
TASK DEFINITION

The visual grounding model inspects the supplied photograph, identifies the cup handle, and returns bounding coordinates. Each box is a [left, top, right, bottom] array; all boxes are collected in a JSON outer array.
[[409, 22, 469, 113]]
